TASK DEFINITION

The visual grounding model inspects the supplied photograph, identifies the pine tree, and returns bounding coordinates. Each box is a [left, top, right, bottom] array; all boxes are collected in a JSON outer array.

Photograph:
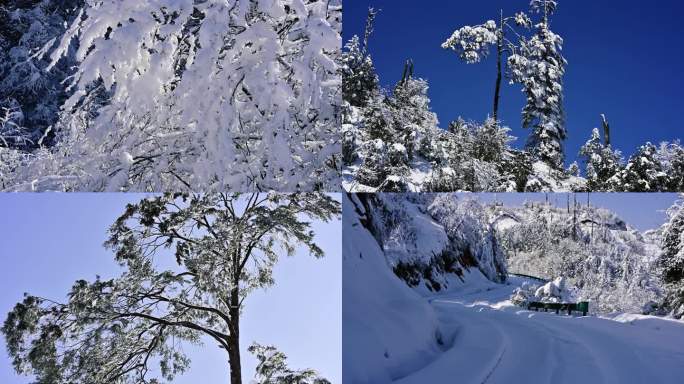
[[659, 196, 684, 318], [2, 193, 341, 384], [389, 64, 438, 161], [499, 149, 534, 192], [508, 0, 567, 169], [341, 8, 380, 108], [578, 127, 622, 191], [656, 141, 684, 191], [249, 343, 330, 384], [471, 117, 514, 163], [610, 142, 666, 192]]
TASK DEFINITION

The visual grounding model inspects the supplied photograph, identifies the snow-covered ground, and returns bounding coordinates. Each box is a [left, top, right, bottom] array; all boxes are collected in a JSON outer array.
[[344, 193, 683, 383], [396, 276, 684, 384]]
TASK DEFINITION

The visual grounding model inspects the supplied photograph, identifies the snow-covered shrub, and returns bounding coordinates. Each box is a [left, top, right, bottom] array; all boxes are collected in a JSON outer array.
[[510, 281, 539, 306], [356, 139, 388, 187], [656, 141, 684, 192], [533, 277, 576, 303]]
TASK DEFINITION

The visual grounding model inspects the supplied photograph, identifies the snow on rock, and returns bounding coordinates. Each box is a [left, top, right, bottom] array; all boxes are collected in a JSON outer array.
[[358, 194, 508, 293]]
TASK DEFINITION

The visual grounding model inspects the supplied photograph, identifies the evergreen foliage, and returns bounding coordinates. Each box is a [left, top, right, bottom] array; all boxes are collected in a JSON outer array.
[[659, 196, 684, 318], [2, 193, 340, 384]]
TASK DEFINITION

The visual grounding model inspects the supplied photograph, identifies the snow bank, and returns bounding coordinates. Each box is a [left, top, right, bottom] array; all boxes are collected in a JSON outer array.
[[343, 195, 441, 384]]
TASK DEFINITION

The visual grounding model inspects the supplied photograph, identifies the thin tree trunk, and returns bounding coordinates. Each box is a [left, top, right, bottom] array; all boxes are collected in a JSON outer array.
[[228, 286, 242, 384], [493, 10, 503, 123]]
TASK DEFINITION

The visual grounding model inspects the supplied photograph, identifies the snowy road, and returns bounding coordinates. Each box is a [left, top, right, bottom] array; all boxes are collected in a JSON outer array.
[[395, 277, 684, 384]]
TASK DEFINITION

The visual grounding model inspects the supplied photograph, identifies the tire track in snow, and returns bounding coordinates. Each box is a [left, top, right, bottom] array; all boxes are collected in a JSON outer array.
[[480, 345, 505, 384], [396, 278, 684, 383]]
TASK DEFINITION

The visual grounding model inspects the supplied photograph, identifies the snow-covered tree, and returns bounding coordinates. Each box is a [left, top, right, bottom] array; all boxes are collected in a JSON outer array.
[[471, 117, 514, 163], [610, 142, 666, 192], [659, 196, 684, 318], [2, 193, 341, 384], [508, 0, 567, 169], [341, 8, 379, 108], [390, 69, 439, 161], [4, 0, 342, 191], [249, 343, 330, 384], [0, 0, 83, 149], [579, 127, 622, 191], [496, 200, 661, 313], [442, 10, 530, 122], [429, 195, 508, 283], [499, 149, 534, 192], [656, 141, 684, 191]]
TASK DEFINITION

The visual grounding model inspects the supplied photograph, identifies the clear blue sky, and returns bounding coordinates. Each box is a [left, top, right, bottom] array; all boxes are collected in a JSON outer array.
[[0, 194, 341, 384], [344, 0, 684, 166], [475, 193, 680, 231]]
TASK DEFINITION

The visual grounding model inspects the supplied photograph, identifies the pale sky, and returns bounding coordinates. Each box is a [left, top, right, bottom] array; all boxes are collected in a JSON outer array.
[[0, 193, 341, 384]]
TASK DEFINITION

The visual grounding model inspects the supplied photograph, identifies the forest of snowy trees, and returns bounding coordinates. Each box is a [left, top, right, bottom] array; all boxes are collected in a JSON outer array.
[[353, 192, 684, 318], [0, 0, 342, 191], [342, 1, 684, 193]]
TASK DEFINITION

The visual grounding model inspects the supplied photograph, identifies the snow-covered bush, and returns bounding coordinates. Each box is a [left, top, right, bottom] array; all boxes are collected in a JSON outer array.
[[534, 277, 576, 303]]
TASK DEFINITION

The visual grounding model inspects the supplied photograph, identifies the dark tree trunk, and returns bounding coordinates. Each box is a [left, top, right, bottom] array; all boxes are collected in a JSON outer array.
[[601, 114, 611, 147], [228, 286, 242, 384], [493, 12, 503, 123]]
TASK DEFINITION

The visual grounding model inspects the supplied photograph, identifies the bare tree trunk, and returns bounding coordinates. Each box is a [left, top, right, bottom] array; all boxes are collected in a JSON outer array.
[[228, 286, 242, 384], [493, 10, 503, 123], [601, 114, 611, 147]]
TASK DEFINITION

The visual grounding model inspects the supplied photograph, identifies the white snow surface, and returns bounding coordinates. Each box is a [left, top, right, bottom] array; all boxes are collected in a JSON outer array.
[[342, 195, 441, 384], [361, 274, 684, 384], [344, 195, 684, 383]]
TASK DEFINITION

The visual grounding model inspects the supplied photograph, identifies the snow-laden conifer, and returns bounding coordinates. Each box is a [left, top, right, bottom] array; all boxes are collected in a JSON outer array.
[[1, 192, 340, 384], [508, 0, 567, 169]]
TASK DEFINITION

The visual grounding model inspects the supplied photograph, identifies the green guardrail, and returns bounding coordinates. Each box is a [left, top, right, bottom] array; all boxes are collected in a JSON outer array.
[[508, 273, 549, 283], [527, 301, 589, 316]]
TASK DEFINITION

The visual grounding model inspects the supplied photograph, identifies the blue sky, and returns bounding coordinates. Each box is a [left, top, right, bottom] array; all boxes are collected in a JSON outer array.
[[0, 194, 341, 384], [344, 0, 684, 166], [475, 193, 680, 231]]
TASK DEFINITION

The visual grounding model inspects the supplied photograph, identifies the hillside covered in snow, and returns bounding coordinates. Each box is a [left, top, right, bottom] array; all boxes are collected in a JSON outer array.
[[490, 199, 662, 313]]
